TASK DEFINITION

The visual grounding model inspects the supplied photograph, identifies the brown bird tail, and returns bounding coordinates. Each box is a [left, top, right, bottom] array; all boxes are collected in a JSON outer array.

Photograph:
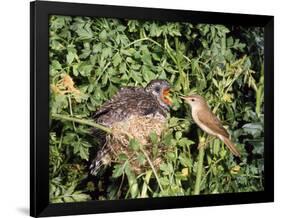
[[219, 136, 241, 157]]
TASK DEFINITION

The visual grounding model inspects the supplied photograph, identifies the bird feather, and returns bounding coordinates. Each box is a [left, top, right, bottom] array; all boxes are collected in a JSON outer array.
[[197, 109, 229, 138]]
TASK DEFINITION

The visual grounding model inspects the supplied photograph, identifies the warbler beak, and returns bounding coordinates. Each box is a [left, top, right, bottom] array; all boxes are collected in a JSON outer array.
[[179, 95, 190, 101], [162, 88, 172, 105]]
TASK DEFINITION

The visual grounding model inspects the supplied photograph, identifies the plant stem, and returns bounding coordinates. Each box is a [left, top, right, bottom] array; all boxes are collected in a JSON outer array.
[[175, 37, 189, 91], [194, 145, 205, 195], [116, 173, 125, 199], [141, 170, 152, 198], [67, 95, 76, 131], [200, 157, 223, 187], [140, 148, 164, 192], [51, 113, 112, 134], [124, 37, 162, 48], [52, 113, 165, 193]]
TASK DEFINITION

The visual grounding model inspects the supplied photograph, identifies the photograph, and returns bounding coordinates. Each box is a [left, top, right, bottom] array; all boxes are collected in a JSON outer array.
[[49, 15, 265, 202]]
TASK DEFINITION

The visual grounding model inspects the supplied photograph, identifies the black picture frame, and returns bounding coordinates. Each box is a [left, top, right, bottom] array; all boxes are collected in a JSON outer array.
[[30, 1, 274, 217]]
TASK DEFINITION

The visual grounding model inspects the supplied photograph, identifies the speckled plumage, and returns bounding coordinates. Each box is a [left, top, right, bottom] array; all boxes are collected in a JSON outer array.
[[93, 86, 168, 126], [90, 80, 171, 175]]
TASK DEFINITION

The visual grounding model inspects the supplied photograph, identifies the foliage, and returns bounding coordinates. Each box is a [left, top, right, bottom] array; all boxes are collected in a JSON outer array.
[[49, 15, 264, 202]]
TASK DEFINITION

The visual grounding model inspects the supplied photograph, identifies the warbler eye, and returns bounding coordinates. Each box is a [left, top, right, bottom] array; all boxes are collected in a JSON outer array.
[[191, 99, 195, 102]]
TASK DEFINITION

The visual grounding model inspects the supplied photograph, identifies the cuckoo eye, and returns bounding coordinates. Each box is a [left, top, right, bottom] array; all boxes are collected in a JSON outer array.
[[154, 86, 161, 93], [191, 98, 195, 102]]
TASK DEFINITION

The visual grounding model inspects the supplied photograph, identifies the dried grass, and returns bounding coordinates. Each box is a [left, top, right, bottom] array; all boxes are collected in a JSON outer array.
[[51, 73, 81, 95], [105, 115, 170, 174]]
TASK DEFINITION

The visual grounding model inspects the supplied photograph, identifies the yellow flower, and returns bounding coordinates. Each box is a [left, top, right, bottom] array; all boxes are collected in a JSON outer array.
[[181, 168, 189, 177], [230, 165, 240, 174], [222, 93, 233, 102]]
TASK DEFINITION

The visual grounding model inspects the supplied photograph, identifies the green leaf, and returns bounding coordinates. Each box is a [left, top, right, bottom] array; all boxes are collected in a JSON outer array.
[[242, 123, 263, 138], [142, 66, 155, 82], [167, 152, 176, 161], [149, 131, 158, 144], [71, 192, 91, 202], [178, 153, 191, 167], [50, 40, 65, 51], [142, 52, 152, 66], [112, 164, 124, 178], [175, 131, 182, 140], [101, 47, 112, 59], [99, 30, 107, 42], [50, 16, 67, 30], [117, 153, 128, 161], [66, 51, 75, 64], [136, 153, 146, 165], [129, 138, 141, 151], [51, 95, 68, 114], [51, 60, 62, 70], [212, 139, 221, 155], [160, 163, 173, 175], [93, 43, 102, 53], [227, 37, 234, 47], [79, 145, 89, 160], [162, 132, 173, 145], [112, 53, 122, 67], [159, 177, 170, 186], [77, 62, 92, 76], [130, 70, 142, 83], [49, 15, 265, 199], [120, 49, 132, 56], [76, 26, 93, 40], [178, 138, 194, 148]]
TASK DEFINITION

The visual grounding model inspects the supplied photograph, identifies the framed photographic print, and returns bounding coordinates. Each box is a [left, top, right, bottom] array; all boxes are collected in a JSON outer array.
[[30, 0, 274, 217]]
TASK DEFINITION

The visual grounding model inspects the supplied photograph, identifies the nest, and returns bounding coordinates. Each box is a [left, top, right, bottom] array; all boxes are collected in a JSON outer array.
[[106, 115, 169, 174]]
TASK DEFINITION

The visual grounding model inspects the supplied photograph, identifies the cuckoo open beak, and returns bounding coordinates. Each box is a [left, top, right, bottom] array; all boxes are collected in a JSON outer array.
[[162, 88, 172, 105]]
